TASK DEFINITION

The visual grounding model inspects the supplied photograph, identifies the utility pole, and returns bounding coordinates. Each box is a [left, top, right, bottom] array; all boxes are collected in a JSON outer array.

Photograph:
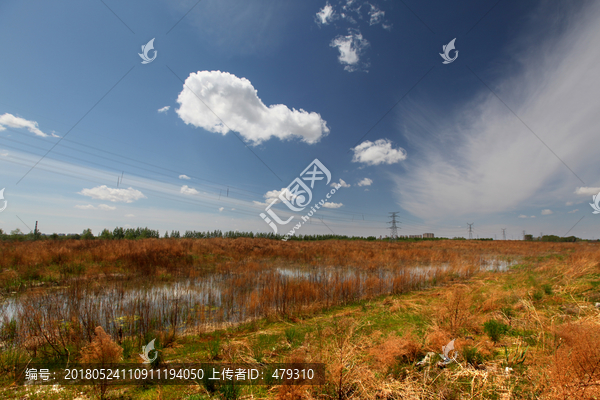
[[502, 228, 506, 241], [388, 212, 400, 240], [34, 221, 39, 240], [467, 223, 474, 240]]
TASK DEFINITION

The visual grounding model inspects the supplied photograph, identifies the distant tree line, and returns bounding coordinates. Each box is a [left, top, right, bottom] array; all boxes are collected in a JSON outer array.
[[0, 227, 591, 242]]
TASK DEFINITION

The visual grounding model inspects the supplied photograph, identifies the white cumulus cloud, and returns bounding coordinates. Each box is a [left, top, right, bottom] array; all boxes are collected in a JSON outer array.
[[158, 106, 170, 113], [78, 186, 146, 203], [357, 177, 373, 186], [176, 71, 329, 145], [180, 185, 199, 195], [352, 139, 407, 166], [179, 174, 191, 180], [0, 113, 58, 138], [322, 202, 343, 208], [518, 214, 528, 218], [219, 207, 224, 212], [330, 29, 369, 72], [568, 209, 579, 213], [541, 209, 553, 215]]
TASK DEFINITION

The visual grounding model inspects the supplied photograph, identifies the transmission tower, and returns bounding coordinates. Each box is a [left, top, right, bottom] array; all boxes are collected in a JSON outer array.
[[502, 228, 506, 241], [522, 230, 526, 240], [388, 212, 400, 240], [467, 223, 474, 239]]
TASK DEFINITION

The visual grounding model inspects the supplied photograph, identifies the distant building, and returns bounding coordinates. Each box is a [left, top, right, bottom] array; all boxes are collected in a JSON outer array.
[[423, 233, 435, 238], [409, 234, 422, 239]]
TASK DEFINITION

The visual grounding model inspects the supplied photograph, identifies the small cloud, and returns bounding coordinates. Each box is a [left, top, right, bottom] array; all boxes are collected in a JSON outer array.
[[125, 214, 135, 217], [179, 174, 191, 180], [541, 209, 553, 215], [78, 185, 146, 203], [568, 209, 579, 213], [315, 2, 336, 25], [231, 208, 235, 211], [75, 204, 115, 211], [352, 139, 407, 166], [0, 149, 8, 157], [357, 177, 373, 186], [368, 4, 385, 25], [0, 113, 58, 138], [75, 204, 96, 210], [322, 202, 343, 208], [218, 207, 224, 212], [158, 106, 170, 113], [565, 201, 574, 206], [518, 214, 528, 218], [180, 185, 199, 195], [257, 188, 297, 206], [330, 28, 370, 72], [332, 179, 351, 188], [530, 216, 536, 218], [575, 187, 600, 196]]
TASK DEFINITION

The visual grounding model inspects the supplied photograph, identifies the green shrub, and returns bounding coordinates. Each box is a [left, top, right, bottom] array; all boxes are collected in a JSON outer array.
[[207, 334, 221, 360], [462, 345, 484, 366], [483, 320, 510, 343], [542, 284, 553, 295], [219, 380, 241, 399], [284, 327, 304, 347]]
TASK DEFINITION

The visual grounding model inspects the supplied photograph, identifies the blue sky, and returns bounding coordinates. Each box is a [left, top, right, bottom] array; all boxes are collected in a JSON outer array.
[[0, 0, 599, 239]]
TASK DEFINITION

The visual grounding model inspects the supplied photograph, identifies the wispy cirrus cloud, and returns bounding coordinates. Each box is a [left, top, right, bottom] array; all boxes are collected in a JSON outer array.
[[391, 2, 600, 220]]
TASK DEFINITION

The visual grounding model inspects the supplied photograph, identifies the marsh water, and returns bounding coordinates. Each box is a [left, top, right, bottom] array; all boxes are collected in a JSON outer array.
[[0, 258, 514, 337]]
